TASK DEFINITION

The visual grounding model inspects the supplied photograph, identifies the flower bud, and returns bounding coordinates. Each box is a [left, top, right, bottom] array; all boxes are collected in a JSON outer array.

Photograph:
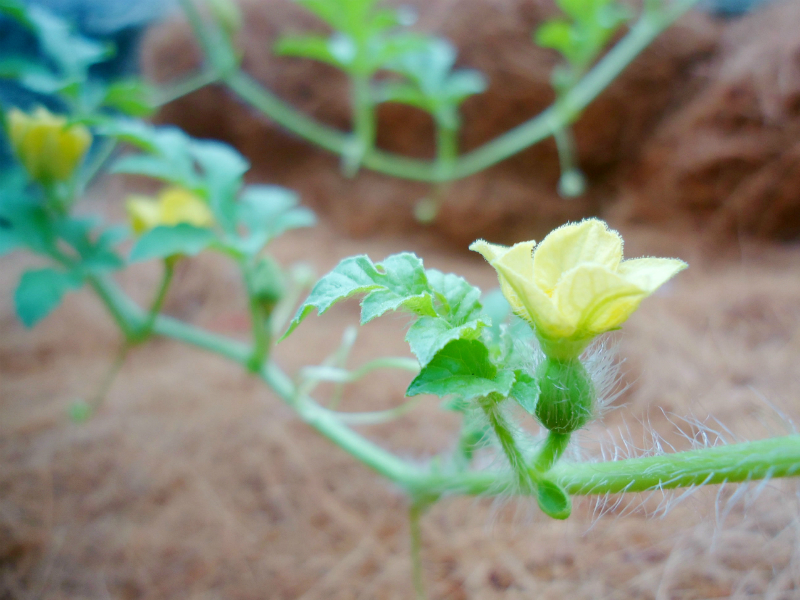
[[534, 356, 595, 434], [250, 256, 284, 315], [7, 107, 91, 184]]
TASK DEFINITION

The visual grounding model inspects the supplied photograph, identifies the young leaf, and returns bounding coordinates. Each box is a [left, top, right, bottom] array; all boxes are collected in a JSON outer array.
[[283, 252, 437, 338], [129, 224, 215, 262], [406, 338, 515, 400], [536, 479, 572, 520], [15, 268, 82, 328], [235, 185, 315, 254], [510, 370, 540, 416], [405, 316, 487, 367]]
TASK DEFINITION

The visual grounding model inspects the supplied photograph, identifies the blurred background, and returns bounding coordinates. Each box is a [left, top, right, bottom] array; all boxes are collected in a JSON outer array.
[[2, 0, 800, 598]]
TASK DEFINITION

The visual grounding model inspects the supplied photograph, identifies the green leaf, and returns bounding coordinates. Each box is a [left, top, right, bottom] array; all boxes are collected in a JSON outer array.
[[406, 338, 515, 400], [406, 316, 487, 367], [14, 268, 82, 328], [27, 5, 112, 78], [275, 34, 351, 68], [283, 252, 437, 338], [129, 224, 215, 262], [536, 479, 572, 520], [190, 140, 249, 232], [235, 185, 315, 253], [426, 269, 482, 324], [510, 370, 539, 416], [103, 79, 155, 117]]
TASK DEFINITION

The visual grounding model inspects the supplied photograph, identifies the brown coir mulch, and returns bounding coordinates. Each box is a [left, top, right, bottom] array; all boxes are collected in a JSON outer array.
[[2, 177, 800, 599]]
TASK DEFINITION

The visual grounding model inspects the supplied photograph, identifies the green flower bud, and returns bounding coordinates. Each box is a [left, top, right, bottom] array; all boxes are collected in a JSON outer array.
[[7, 107, 91, 184], [534, 356, 595, 434], [250, 257, 284, 314]]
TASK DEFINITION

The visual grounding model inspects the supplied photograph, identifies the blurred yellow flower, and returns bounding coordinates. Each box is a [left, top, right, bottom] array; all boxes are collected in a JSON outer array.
[[471, 219, 686, 358], [126, 187, 214, 235], [7, 106, 92, 184]]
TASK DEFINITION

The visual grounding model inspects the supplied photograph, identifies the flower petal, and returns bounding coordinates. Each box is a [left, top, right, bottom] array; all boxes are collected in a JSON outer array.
[[470, 240, 532, 321], [159, 187, 214, 228], [533, 219, 623, 295], [553, 264, 646, 337], [490, 256, 568, 339], [618, 257, 687, 293], [126, 197, 161, 235]]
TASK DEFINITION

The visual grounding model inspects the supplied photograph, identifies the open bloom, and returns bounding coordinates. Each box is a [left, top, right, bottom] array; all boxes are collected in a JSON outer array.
[[126, 187, 214, 235], [7, 106, 92, 184], [471, 219, 686, 357]]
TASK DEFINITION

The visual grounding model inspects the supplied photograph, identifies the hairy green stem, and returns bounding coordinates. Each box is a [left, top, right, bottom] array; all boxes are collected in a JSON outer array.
[[532, 431, 571, 474], [84, 274, 800, 501], [479, 394, 533, 490]]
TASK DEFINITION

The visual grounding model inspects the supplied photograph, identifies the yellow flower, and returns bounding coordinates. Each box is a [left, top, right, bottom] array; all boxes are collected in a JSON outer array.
[[126, 187, 214, 235], [7, 106, 92, 184], [471, 219, 687, 358]]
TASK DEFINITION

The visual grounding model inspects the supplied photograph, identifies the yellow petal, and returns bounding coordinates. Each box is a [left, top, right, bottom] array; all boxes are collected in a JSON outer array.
[[617, 257, 687, 293], [553, 264, 646, 337], [532, 219, 623, 295], [52, 123, 91, 181], [126, 197, 162, 235], [158, 187, 214, 228], [470, 239, 535, 322]]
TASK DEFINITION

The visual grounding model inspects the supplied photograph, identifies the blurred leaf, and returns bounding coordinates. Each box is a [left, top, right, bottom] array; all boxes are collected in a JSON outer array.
[[130, 224, 215, 262], [14, 267, 82, 327], [235, 185, 315, 253], [103, 79, 156, 117]]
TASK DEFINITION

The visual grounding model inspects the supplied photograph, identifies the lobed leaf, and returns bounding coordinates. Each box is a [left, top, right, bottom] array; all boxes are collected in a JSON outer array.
[[406, 338, 515, 401], [283, 252, 437, 338], [15, 268, 82, 328]]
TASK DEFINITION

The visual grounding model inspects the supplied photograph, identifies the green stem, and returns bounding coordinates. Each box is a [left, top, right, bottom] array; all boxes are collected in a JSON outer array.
[[342, 74, 376, 176], [188, 0, 700, 183], [138, 260, 175, 340], [88, 342, 129, 413], [82, 274, 800, 502], [86, 276, 143, 342], [409, 503, 428, 600], [153, 69, 221, 107], [532, 431, 571, 474], [478, 394, 533, 490]]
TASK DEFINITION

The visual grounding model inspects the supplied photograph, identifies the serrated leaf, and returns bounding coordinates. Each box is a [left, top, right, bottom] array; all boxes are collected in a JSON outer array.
[[406, 338, 515, 400], [510, 370, 539, 416], [236, 185, 315, 253], [15, 268, 82, 327], [283, 252, 436, 338], [426, 269, 482, 324], [129, 224, 214, 262], [406, 316, 487, 367]]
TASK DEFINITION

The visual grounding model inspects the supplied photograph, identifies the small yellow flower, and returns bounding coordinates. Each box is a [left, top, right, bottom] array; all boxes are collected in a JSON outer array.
[[126, 187, 214, 235], [7, 106, 92, 184], [471, 219, 687, 357]]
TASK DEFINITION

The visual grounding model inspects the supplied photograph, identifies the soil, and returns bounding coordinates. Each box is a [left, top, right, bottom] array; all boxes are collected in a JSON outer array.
[[2, 175, 800, 599]]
